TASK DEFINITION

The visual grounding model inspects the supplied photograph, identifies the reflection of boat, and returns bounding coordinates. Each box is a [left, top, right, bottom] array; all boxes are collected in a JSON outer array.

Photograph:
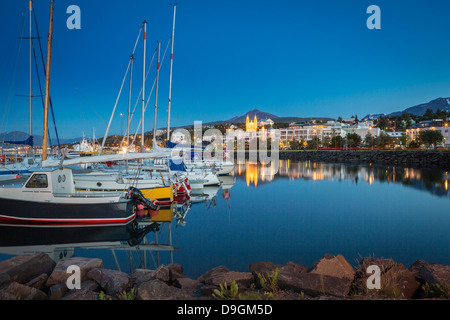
[[0, 220, 141, 248], [0, 221, 160, 264], [218, 175, 235, 188], [185, 159, 234, 176], [190, 185, 220, 204]]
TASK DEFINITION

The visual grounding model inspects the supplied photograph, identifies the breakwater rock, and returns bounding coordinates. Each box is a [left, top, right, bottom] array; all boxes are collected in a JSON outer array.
[[278, 150, 450, 169], [0, 252, 448, 300]]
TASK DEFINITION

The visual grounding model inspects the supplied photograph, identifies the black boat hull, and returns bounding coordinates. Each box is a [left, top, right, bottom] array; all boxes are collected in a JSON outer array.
[[0, 198, 135, 226]]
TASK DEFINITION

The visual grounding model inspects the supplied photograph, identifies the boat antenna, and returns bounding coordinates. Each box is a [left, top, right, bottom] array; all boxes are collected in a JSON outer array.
[[29, 1, 33, 146], [42, 0, 54, 161], [167, 4, 177, 142]]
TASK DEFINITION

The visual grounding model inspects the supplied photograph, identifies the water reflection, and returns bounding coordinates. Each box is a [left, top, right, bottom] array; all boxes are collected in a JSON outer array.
[[0, 176, 237, 272], [235, 159, 450, 197], [0, 203, 183, 272]]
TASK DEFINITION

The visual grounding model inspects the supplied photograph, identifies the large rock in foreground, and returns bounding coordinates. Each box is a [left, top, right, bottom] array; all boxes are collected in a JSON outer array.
[[87, 268, 131, 298], [46, 257, 103, 287], [0, 253, 55, 284], [278, 269, 353, 297], [309, 254, 355, 280]]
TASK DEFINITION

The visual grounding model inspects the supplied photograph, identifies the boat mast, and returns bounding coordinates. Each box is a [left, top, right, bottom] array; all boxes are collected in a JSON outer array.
[[42, 0, 54, 161], [127, 54, 134, 149], [29, 0, 33, 141], [141, 21, 147, 152], [153, 41, 161, 146], [167, 4, 177, 142]]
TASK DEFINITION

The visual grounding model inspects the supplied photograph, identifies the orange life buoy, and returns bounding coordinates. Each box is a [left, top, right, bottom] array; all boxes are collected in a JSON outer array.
[[223, 190, 230, 200]]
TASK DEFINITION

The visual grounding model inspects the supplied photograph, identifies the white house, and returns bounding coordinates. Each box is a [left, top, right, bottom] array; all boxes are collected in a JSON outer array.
[[171, 131, 188, 143], [259, 118, 275, 127]]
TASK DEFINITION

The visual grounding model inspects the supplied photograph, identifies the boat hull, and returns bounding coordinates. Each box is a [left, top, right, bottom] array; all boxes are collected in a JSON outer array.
[[76, 185, 175, 206], [0, 197, 135, 226]]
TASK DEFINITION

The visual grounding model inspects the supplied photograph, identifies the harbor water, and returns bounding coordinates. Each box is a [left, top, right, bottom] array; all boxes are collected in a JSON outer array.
[[0, 159, 449, 279]]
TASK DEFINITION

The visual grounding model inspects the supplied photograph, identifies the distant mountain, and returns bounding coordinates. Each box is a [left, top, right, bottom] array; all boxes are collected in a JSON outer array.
[[226, 109, 279, 123], [389, 97, 450, 116], [362, 113, 386, 120], [0, 131, 81, 147]]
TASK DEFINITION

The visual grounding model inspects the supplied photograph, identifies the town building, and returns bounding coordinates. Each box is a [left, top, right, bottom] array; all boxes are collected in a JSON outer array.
[[406, 119, 450, 146], [278, 120, 380, 144], [246, 115, 258, 132]]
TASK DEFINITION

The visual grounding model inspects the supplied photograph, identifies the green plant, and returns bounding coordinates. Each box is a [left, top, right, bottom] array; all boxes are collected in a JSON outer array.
[[121, 288, 137, 300], [212, 281, 239, 300], [98, 291, 112, 300], [257, 268, 280, 295], [423, 282, 449, 299]]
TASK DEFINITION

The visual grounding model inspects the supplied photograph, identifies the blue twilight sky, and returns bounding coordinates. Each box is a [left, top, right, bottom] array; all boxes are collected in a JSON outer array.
[[2, 0, 450, 139]]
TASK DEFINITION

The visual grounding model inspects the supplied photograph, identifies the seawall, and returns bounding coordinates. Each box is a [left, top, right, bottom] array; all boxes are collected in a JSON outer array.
[[277, 150, 450, 170]]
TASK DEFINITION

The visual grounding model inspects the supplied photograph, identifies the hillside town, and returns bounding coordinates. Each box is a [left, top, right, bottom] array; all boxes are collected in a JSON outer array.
[[169, 108, 450, 150]]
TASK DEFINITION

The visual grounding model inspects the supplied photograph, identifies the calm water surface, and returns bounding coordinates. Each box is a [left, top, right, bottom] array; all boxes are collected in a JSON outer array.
[[0, 160, 449, 279]]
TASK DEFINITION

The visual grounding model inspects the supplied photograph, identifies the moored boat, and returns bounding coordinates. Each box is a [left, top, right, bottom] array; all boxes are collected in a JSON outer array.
[[0, 167, 136, 226]]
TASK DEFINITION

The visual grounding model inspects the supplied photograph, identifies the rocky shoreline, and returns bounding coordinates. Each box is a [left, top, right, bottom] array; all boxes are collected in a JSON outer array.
[[0, 252, 448, 300], [277, 150, 450, 170]]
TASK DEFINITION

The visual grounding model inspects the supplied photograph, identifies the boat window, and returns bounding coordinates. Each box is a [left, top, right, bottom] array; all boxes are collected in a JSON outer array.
[[28, 159, 34, 165], [25, 174, 48, 188]]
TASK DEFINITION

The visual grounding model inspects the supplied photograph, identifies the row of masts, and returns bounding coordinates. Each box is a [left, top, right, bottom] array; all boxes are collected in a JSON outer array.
[[112, 5, 178, 155], [37, 1, 177, 161], [22, 0, 54, 161]]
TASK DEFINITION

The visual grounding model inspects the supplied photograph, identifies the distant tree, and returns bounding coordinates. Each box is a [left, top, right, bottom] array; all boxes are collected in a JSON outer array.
[[274, 123, 289, 129], [330, 135, 344, 148], [322, 136, 331, 148], [289, 139, 301, 150], [377, 132, 394, 148], [399, 112, 413, 129], [365, 132, 374, 148], [423, 108, 434, 120], [408, 139, 420, 148], [337, 116, 343, 123], [306, 138, 319, 150], [419, 130, 444, 147], [376, 116, 389, 130], [346, 132, 362, 148]]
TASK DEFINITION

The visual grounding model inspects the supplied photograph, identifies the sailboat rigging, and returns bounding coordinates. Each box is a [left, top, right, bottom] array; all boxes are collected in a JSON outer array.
[[167, 4, 177, 141], [0, 0, 164, 226]]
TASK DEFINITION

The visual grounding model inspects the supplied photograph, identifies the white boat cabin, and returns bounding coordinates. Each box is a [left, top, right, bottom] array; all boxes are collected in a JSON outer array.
[[24, 167, 76, 195], [0, 167, 124, 204]]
